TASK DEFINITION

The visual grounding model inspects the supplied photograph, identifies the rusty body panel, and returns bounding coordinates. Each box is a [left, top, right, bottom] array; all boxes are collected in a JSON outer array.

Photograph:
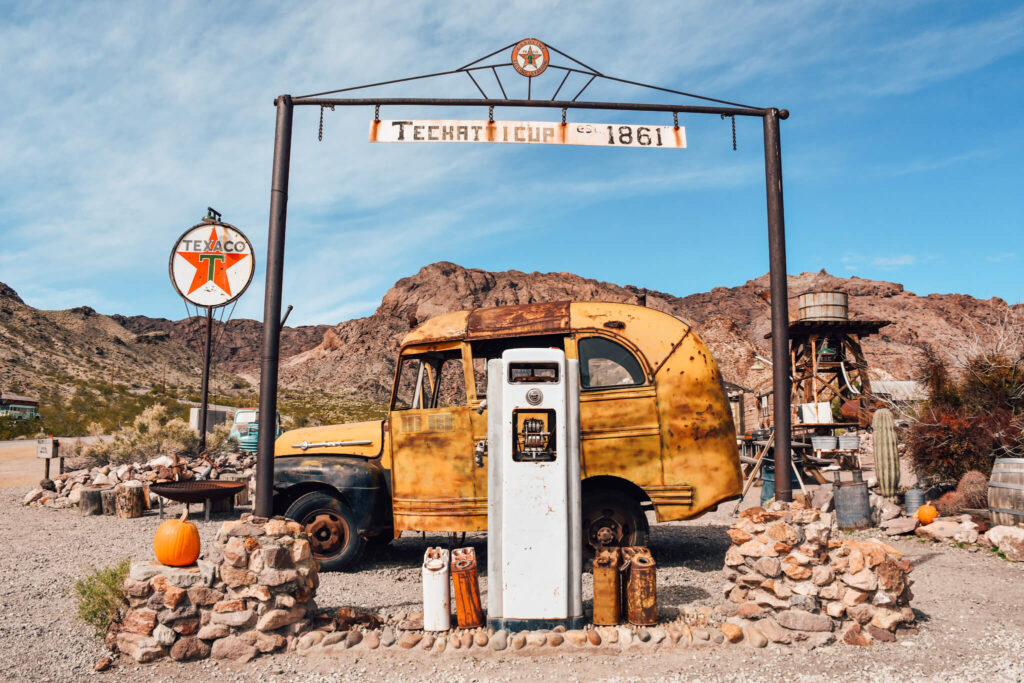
[[276, 300, 741, 540]]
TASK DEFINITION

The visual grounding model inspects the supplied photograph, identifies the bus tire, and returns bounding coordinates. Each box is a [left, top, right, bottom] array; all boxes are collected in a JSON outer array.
[[285, 490, 365, 572]]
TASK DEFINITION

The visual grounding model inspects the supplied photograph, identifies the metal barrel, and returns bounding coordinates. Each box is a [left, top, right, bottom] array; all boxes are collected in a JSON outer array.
[[988, 458, 1024, 526], [797, 291, 848, 321], [592, 547, 622, 626], [904, 488, 925, 517], [834, 479, 872, 529], [422, 547, 451, 632], [622, 547, 658, 626], [451, 547, 484, 629]]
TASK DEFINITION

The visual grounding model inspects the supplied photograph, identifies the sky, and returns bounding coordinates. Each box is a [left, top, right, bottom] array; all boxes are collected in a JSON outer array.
[[1, 1, 1022, 326]]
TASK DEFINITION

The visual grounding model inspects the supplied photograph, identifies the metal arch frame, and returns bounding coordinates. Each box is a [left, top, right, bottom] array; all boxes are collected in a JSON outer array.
[[254, 41, 794, 516]]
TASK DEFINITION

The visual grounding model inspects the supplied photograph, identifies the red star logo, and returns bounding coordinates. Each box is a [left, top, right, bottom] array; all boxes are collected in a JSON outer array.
[[176, 228, 248, 296]]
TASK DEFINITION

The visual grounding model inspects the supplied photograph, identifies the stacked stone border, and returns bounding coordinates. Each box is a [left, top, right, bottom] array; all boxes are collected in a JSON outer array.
[[720, 501, 917, 647]]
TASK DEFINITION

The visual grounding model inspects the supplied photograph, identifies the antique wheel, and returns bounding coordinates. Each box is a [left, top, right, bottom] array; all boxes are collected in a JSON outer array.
[[582, 490, 648, 553], [285, 491, 365, 571]]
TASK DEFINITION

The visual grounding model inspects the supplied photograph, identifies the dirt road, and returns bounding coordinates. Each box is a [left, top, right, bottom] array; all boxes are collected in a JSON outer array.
[[0, 441, 43, 488], [2, 483, 1023, 682]]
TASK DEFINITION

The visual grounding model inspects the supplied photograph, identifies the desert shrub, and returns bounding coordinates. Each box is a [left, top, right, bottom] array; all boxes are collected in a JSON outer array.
[[81, 404, 198, 466], [906, 345, 1024, 484], [957, 470, 989, 509], [204, 422, 238, 454], [933, 491, 966, 517], [74, 558, 130, 637]]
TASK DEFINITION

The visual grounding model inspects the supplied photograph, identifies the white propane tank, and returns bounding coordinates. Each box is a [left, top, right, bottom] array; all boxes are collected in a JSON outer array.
[[422, 547, 451, 631], [486, 348, 583, 632]]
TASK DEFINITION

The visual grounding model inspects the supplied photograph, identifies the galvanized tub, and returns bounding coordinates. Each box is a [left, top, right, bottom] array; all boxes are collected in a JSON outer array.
[[798, 291, 849, 321], [837, 434, 860, 450], [810, 435, 839, 450]]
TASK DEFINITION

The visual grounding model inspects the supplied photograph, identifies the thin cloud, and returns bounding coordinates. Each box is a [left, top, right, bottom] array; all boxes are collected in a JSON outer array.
[[872, 255, 915, 269]]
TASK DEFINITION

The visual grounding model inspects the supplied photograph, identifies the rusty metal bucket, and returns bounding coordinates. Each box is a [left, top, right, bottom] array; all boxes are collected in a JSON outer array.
[[451, 547, 484, 629], [621, 546, 657, 626], [592, 547, 622, 625]]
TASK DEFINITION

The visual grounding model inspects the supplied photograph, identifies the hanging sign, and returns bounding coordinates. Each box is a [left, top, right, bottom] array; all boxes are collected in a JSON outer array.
[[369, 120, 686, 149], [169, 220, 255, 307]]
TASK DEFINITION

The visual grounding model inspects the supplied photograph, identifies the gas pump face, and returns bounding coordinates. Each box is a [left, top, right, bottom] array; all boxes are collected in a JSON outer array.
[[508, 361, 560, 463]]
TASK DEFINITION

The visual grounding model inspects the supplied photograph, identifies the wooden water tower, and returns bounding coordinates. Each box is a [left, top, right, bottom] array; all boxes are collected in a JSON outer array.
[[769, 291, 891, 430]]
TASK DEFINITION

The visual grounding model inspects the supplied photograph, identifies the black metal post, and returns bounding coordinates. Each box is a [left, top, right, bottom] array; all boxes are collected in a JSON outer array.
[[763, 108, 792, 502], [255, 95, 294, 518], [198, 306, 213, 453]]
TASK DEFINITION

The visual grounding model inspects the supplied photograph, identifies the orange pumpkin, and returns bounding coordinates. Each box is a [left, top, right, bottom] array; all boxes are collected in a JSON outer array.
[[154, 509, 201, 566], [915, 504, 938, 525]]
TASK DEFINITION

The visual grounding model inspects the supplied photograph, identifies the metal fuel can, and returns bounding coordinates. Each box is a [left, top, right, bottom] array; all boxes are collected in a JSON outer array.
[[452, 547, 484, 629], [422, 547, 451, 632], [622, 546, 658, 626], [592, 547, 622, 625]]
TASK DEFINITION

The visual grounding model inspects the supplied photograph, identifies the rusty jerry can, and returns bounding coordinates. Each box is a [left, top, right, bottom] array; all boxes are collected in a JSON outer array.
[[621, 546, 657, 626], [452, 547, 484, 628], [592, 547, 622, 625]]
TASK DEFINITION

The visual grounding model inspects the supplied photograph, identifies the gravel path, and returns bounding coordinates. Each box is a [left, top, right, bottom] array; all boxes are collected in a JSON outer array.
[[2, 485, 1023, 682]]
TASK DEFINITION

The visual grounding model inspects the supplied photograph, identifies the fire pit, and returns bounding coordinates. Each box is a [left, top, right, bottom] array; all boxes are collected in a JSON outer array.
[[149, 480, 246, 521]]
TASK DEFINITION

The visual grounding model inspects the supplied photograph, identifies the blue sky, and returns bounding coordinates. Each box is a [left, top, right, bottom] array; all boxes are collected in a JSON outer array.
[[1, 1, 1022, 326]]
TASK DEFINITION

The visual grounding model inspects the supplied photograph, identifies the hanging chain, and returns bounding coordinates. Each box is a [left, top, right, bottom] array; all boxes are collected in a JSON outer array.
[[374, 104, 380, 123], [488, 105, 494, 123], [721, 114, 737, 150], [673, 112, 679, 129], [318, 104, 335, 142], [561, 107, 567, 126]]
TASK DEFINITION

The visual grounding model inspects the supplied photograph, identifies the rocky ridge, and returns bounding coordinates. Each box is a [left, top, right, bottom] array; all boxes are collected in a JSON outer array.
[[3, 263, 1019, 404], [278, 261, 1022, 401]]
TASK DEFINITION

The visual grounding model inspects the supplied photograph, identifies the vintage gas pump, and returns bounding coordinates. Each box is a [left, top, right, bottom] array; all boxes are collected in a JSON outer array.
[[486, 348, 583, 632]]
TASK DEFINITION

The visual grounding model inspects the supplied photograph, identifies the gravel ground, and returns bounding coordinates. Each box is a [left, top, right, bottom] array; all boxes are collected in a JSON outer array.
[[2, 485, 1023, 682]]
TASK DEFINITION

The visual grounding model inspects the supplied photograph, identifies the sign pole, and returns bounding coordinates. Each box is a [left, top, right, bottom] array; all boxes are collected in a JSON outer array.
[[255, 95, 294, 518], [763, 108, 793, 503], [198, 305, 213, 453]]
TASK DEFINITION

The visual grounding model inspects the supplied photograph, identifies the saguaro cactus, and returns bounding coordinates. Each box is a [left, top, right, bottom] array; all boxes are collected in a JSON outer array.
[[873, 408, 900, 501]]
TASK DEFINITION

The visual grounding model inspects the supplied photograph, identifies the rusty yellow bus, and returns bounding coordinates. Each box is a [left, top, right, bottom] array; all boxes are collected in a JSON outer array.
[[273, 301, 742, 570]]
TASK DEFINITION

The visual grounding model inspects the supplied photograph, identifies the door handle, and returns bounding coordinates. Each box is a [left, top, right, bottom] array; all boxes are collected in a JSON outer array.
[[474, 440, 487, 467]]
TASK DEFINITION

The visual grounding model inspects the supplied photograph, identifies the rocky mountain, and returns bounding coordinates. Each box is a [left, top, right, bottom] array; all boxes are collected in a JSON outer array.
[[3, 264, 1018, 407], [111, 314, 330, 377], [0, 282, 201, 397], [277, 262, 1022, 401]]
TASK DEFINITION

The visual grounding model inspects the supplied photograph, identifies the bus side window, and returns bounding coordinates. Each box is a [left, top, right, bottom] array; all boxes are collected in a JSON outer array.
[[578, 337, 646, 389]]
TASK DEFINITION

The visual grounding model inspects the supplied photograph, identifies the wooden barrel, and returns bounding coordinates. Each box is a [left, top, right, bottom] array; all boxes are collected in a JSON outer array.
[[988, 458, 1024, 526]]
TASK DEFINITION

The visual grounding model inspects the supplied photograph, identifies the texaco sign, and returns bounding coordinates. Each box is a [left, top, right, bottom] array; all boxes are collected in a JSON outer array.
[[169, 221, 254, 307], [512, 38, 549, 77]]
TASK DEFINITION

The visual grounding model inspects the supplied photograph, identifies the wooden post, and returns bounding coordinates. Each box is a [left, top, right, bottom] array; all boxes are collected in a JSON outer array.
[[79, 487, 103, 516], [116, 485, 146, 519], [101, 488, 118, 515]]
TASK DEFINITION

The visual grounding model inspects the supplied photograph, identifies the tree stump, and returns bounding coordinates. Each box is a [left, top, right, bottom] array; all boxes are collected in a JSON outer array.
[[100, 488, 118, 516], [116, 485, 145, 519], [79, 487, 103, 516]]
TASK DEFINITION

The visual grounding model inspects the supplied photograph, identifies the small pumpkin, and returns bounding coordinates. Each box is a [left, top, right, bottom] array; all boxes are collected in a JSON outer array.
[[154, 508, 201, 566], [915, 504, 938, 525]]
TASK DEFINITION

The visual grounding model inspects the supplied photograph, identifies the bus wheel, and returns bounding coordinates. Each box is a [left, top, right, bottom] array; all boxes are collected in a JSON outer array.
[[285, 491, 365, 572], [582, 490, 648, 552]]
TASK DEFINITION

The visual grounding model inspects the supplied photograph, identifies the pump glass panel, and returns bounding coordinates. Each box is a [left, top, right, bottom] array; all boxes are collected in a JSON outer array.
[[508, 362, 559, 384]]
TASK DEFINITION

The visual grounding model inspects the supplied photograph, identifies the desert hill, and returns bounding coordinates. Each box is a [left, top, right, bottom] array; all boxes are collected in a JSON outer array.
[[277, 262, 1021, 401], [2, 264, 1018, 409]]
